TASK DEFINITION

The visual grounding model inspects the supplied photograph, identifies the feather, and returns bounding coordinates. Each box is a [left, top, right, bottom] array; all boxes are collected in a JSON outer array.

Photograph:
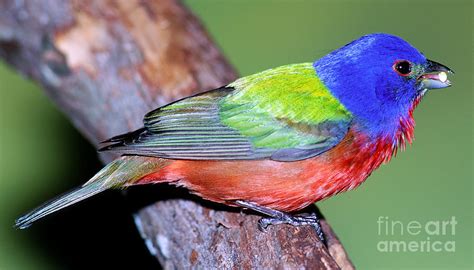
[[100, 64, 352, 161], [15, 156, 164, 229]]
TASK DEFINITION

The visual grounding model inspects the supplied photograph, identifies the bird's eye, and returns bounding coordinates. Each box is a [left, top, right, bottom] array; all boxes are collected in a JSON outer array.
[[393, 60, 412, 76]]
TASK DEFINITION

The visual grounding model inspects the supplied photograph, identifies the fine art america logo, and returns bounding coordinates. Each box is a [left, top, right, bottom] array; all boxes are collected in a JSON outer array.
[[377, 216, 457, 253]]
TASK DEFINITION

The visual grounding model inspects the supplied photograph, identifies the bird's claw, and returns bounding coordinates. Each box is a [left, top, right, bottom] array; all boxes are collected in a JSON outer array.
[[257, 216, 288, 231], [257, 213, 325, 243], [234, 200, 326, 244]]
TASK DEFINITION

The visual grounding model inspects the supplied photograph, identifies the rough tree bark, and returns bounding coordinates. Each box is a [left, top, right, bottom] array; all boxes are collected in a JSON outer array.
[[0, 0, 354, 269]]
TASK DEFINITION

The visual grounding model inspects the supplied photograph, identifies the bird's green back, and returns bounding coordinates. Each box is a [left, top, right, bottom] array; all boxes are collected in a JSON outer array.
[[103, 63, 352, 161]]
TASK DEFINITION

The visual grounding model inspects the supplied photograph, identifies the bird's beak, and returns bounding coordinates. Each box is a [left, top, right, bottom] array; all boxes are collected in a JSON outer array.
[[418, 59, 454, 90]]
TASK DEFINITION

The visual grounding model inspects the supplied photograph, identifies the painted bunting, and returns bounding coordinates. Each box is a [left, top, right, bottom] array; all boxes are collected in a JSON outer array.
[[16, 33, 452, 235]]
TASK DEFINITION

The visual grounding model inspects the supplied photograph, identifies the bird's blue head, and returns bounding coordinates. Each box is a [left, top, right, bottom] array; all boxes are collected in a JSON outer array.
[[314, 33, 452, 141]]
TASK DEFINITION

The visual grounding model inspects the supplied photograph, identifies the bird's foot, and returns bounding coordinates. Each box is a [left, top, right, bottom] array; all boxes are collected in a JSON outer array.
[[235, 200, 325, 244], [258, 213, 324, 242]]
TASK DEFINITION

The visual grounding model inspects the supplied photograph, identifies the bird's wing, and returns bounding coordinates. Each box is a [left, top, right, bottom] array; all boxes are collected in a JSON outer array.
[[100, 63, 352, 161]]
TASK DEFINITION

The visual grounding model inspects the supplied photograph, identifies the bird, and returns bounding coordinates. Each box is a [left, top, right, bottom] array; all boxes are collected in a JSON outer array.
[[15, 33, 453, 237]]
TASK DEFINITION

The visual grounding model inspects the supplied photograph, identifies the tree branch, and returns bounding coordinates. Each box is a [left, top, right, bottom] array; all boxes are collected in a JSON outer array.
[[0, 0, 354, 268]]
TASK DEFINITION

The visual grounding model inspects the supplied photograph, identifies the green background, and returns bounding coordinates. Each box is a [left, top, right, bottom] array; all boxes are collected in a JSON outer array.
[[0, 0, 472, 269]]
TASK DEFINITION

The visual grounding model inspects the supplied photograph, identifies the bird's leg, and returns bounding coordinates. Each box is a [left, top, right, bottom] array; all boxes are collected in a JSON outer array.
[[235, 200, 325, 243]]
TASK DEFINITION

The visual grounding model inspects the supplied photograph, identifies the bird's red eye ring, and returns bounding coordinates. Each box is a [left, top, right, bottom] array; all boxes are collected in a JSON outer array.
[[393, 60, 412, 76]]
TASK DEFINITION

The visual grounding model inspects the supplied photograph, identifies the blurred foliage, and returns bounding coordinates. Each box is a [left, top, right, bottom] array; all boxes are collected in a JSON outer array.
[[0, 0, 472, 269]]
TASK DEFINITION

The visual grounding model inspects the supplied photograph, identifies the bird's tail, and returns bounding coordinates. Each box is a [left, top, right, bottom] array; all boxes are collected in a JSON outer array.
[[15, 156, 165, 229]]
